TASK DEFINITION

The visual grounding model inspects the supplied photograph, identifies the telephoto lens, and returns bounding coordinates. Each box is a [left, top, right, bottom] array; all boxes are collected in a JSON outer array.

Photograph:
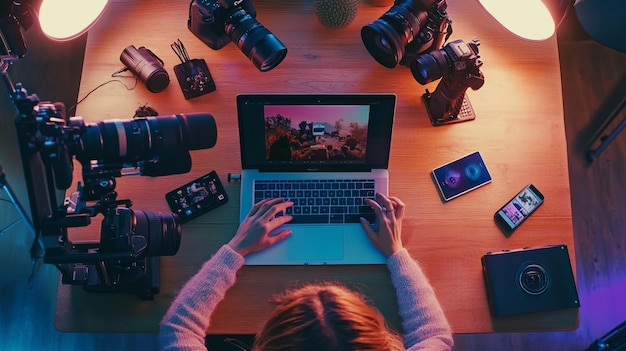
[[74, 113, 217, 170], [120, 45, 170, 93]]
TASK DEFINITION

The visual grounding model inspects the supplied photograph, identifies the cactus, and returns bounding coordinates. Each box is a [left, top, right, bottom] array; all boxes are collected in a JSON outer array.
[[314, 0, 360, 29]]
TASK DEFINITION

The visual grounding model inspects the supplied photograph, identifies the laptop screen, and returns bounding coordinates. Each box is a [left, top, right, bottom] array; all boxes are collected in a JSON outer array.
[[237, 94, 396, 172]]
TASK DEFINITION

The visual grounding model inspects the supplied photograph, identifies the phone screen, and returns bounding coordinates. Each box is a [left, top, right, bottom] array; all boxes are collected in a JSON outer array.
[[165, 171, 228, 223], [495, 184, 544, 231], [432, 151, 492, 201]]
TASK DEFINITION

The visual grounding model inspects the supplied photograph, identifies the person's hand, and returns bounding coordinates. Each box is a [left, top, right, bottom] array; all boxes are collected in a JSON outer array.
[[360, 193, 405, 258], [228, 198, 293, 257]]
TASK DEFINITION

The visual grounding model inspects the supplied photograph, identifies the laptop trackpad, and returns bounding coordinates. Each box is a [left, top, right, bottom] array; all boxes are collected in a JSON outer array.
[[286, 226, 344, 262]]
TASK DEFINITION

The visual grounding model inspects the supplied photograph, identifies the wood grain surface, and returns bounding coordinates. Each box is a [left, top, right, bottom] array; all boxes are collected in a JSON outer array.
[[64, 0, 574, 334]]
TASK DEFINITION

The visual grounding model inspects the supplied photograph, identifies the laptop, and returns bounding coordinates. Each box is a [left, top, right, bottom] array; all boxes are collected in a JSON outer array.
[[237, 94, 396, 265]]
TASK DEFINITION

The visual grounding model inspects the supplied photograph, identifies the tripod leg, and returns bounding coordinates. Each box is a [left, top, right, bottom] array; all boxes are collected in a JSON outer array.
[[0, 166, 45, 282]]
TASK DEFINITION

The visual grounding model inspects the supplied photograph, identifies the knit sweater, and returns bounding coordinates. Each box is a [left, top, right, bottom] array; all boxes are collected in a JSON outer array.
[[160, 245, 453, 351]]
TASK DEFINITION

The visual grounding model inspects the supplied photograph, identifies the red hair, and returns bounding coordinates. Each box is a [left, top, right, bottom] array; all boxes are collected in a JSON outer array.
[[252, 282, 405, 351]]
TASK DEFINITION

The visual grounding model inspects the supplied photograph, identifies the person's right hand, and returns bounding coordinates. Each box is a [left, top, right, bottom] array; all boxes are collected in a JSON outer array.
[[228, 198, 293, 257], [360, 193, 405, 258]]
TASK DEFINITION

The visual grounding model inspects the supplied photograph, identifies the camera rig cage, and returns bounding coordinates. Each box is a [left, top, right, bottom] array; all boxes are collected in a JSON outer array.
[[8, 81, 154, 299], [1, 53, 216, 299]]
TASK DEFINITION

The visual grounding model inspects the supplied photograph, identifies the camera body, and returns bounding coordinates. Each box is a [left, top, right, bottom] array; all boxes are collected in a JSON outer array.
[[361, 0, 452, 68], [412, 38, 484, 124], [188, 0, 287, 71], [188, 0, 257, 50], [411, 38, 483, 85], [482, 245, 580, 317]]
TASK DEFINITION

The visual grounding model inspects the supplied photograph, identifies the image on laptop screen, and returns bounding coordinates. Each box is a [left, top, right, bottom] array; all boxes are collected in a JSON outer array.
[[264, 105, 370, 165], [238, 94, 396, 172]]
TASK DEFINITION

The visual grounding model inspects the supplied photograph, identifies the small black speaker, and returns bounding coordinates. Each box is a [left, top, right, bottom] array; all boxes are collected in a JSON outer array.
[[482, 244, 580, 317]]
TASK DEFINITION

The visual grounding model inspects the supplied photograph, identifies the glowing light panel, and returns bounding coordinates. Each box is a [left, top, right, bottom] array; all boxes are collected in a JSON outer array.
[[38, 0, 108, 41], [478, 0, 555, 41]]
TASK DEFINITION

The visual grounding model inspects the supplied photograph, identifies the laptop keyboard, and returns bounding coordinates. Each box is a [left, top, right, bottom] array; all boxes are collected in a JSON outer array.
[[253, 179, 376, 224]]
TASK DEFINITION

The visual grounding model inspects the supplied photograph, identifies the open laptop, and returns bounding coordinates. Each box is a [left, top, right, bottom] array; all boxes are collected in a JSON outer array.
[[237, 94, 396, 265]]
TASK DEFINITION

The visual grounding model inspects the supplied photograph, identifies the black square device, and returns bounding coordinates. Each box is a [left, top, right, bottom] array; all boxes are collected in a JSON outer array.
[[482, 244, 580, 317]]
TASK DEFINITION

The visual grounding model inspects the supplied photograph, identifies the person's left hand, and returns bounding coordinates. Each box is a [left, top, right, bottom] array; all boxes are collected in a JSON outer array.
[[227, 198, 293, 257]]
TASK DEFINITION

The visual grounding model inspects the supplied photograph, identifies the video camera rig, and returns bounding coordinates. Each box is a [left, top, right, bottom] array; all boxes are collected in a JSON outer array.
[[2, 65, 216, 299]]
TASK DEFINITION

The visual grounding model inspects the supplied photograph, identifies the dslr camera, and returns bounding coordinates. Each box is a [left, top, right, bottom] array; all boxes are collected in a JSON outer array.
[[411, 38, 484, 124], [188, 0, 287, 72], [361, 0, 452, 68], [411, 38, 483, 85]]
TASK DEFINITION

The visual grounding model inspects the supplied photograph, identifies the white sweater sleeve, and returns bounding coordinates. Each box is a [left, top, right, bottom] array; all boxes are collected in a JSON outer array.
[[159, 245, 244, 351], [387, 248, 454, 351]]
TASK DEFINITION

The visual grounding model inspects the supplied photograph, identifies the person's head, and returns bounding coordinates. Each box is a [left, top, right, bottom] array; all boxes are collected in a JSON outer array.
[[252, 282, 404, 351]]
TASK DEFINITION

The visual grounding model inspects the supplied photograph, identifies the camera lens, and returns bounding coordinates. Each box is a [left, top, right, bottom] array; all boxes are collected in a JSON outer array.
[[99, 208, 181, 257], [518, 264, 551, 295], [224, 9, 287, 72], [411, 39, 481, 85], [78, 113, 217, 165], [361, 2, 428, 68], [134, 210, 182, 257], [361, 19, 403, 68], [410, 48, 449, 84]]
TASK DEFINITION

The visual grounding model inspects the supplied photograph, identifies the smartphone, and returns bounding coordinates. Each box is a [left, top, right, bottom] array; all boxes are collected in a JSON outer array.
[[165, 170, 228, 224], [494, 184, 544, 234], [432, 151, 492, 202]]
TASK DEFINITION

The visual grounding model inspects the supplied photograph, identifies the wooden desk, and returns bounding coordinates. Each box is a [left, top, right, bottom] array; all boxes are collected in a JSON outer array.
[[57, 0, 577, 334]]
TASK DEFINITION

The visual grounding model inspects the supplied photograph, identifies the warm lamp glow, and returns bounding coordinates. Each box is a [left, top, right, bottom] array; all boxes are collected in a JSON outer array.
[[478, 0, 555, 41], [38, 0, 108, 41]]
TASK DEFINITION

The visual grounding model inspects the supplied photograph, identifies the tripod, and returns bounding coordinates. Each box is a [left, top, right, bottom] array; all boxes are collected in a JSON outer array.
[[0, 165, 34, 234], [0, 165, 44, 281]]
